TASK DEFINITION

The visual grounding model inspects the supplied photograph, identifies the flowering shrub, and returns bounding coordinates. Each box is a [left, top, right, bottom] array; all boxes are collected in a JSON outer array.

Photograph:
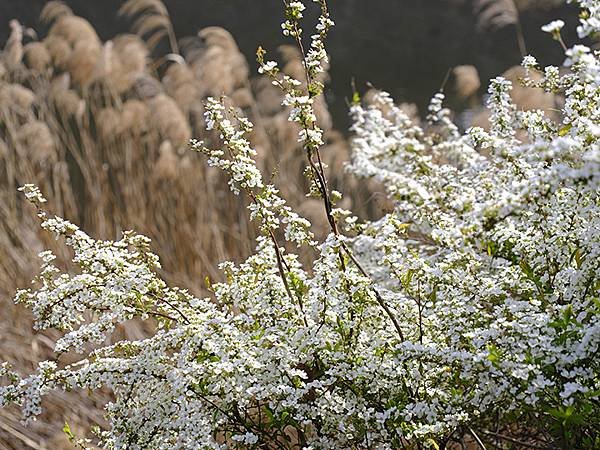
[[2, 0, 600, 448]]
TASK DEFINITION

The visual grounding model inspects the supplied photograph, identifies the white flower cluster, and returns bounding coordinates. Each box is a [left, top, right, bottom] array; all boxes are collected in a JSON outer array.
[[571, 0, 600, 37], [17, 184, 47, 204], [2, 0, 600, 448], [192, 99, 314, 248], [257, 0, 334, 201]]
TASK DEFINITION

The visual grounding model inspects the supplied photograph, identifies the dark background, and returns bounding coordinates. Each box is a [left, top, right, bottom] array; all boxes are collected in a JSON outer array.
[[1, 0, 580, 127]]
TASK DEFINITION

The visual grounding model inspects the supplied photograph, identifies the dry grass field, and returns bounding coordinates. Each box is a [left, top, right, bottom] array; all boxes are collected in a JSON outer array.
[[0, 1, 374, 447]]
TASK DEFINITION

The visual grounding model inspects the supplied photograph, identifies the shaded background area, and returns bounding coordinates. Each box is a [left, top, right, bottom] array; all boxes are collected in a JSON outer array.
[[1, 0, 580, 128]]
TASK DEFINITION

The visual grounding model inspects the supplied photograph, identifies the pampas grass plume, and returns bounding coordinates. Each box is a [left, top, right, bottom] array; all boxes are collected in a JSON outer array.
[[148, 93, 191, 148], [23, 42, 52, 72]]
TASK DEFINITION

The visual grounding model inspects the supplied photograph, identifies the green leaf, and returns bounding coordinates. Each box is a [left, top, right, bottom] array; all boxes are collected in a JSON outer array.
[[558, 123, 572, 136], [520, 259, 534, 279], [425, 438, 440, 450], [264, 406, 274, 426], [402, 269, 414, 289], [63, 421, 75, 441], [562, 305, 573, 322], [486, 343, 502, 368], [584, 389, 600, 399]]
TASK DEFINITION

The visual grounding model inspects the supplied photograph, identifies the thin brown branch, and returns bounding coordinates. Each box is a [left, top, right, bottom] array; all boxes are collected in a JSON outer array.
[[480, 430, 558, 449]]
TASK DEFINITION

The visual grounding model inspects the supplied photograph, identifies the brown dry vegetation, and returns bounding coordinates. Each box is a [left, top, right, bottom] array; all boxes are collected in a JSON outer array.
[[0, 1, 369, 447]]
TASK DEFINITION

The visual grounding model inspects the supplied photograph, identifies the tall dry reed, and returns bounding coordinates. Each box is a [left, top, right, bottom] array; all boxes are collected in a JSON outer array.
[[0, 1, 362, 447]]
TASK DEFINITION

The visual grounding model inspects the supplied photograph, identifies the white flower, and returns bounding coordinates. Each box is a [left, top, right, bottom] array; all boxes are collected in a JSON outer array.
[[258, 60, 278, 74], [18, 184, 47, 203], [541, 19, 565, 34], [522, 55, 538, 70]]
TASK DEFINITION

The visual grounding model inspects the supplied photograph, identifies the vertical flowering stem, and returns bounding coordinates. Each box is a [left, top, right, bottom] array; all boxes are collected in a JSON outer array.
[[282, 0, 338, 235], [259, 0, 407, 342], [193, 101, 311, 326]]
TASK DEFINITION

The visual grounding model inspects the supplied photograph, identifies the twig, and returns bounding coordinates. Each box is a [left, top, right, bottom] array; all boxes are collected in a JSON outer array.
[[278, 0, 407, 343], [340, 241, 405, 341], [480, 429, 558, 449], [468, 427, 487, 450]]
